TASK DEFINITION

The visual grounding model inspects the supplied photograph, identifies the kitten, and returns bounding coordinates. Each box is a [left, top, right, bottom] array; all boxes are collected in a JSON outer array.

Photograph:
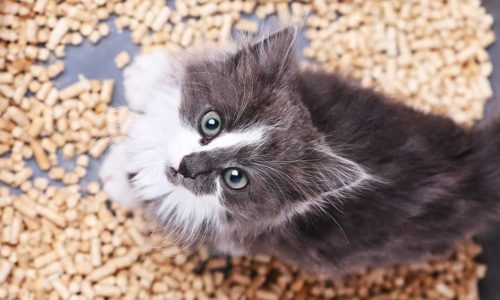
[[100, 27, 500, 275]]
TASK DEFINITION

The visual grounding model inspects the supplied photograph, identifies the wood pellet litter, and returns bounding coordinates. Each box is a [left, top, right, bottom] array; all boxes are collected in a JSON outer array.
[[114, 52, 130, 69], [0, 0, 495, 299]]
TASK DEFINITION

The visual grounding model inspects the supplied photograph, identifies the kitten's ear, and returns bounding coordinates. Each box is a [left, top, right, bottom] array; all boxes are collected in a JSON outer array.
[[231, 26, 299, 80], [307, 143, 373, 198]]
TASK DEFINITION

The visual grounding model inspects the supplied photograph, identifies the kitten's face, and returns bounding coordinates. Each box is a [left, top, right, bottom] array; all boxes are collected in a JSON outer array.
[[125, 28, 368, 243]]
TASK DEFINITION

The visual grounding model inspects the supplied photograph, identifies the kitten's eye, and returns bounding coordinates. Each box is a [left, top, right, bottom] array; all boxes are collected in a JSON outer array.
[[201, 111, 221, 137], [223, 168, 248, 190]]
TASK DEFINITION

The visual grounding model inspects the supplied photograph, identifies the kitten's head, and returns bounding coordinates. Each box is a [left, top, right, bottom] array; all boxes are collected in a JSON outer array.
[[125, 27, 369, 245]]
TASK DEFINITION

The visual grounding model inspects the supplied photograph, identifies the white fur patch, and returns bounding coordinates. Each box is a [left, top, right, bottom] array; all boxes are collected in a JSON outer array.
[[123, 51, 182, 113], [201, 127, 266, 152], [167, 126, 268, 170], [99, 142, 139, 208], [155, 185, 224, 234], [101, 51, 268, 239]]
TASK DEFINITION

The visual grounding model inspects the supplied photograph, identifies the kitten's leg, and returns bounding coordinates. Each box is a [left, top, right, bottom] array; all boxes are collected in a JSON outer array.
[[123, 51, 180, 113], [99, 142, 139, 208]]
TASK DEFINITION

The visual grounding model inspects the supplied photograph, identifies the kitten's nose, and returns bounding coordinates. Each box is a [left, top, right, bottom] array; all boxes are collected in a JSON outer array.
[[177, 157, 193, 178], [177, 153, 212, 178]]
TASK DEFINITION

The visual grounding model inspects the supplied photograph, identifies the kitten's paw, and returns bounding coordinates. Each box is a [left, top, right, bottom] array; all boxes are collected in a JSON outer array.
[[211, 239, 247, 257], [99, 143, 139, 208], [123, 51, 179, 113]]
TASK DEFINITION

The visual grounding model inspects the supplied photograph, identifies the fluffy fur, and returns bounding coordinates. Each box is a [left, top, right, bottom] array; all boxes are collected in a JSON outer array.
[[100, 27, 500, 275]]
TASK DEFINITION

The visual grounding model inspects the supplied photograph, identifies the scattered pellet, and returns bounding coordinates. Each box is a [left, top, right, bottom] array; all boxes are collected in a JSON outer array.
[[114, 51, 130, 69], [100, 80, 114, 104], [59, 79, 91, 100], [94, 284, 121, 297], [34, 251, 59, 269], [31, 140, 50, 171], [49, 276, 70, 299], [0, 261, 11, 284], [89, 138, 110, 158], [47, 60, 64, 78], [47, 18, 70, 50]]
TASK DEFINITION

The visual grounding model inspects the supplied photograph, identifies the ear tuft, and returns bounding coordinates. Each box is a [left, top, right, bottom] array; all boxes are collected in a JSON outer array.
[[231, 25, 300, 80]]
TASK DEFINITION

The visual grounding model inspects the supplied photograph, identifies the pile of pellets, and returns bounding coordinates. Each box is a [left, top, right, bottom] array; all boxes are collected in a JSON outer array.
[[0, 0, 495, 299]]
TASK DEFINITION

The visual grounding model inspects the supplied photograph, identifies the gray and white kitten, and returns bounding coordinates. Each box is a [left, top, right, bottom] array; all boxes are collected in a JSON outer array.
[[100, 27, 500, 275]]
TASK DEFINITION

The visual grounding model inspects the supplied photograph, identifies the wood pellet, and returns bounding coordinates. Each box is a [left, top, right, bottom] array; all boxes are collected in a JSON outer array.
[[0, 0, 495, 299]]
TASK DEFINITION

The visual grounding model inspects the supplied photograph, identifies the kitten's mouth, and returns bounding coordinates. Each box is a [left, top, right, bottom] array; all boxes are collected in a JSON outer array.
[[166, 167, 186, 185], [166, 166, 199, 184], [165, 166, 216, 196]]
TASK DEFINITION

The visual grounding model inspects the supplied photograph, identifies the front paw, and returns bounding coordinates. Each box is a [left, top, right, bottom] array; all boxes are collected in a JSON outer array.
[[99, 143, 139, 208], [210, 239, 248, 257]]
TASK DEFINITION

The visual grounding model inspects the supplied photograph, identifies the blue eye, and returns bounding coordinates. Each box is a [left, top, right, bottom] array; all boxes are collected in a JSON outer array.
[[201, 111, 221, 137], [223, 168, 248, 190]]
